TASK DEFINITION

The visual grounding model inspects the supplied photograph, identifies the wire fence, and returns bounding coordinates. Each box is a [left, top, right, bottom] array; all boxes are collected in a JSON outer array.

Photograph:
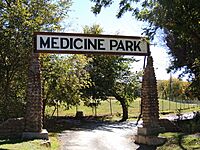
[[47, 98, 200, 118]]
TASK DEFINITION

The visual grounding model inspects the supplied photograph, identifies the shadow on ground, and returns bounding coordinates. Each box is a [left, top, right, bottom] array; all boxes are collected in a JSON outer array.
[[46, 116, 160, 150], [44, 116, 137, 133], [0, 139, 31, 146], [136, 145, 157, 150]]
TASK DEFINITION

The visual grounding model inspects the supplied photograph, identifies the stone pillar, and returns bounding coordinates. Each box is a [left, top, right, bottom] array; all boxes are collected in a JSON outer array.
[[135, 56, 166, 146], [23, 53, 48, 140], [142, 56, 159, 128]]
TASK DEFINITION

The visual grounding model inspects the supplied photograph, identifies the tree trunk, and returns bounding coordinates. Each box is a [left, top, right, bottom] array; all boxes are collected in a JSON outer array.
[[113, 93, 128, 122]]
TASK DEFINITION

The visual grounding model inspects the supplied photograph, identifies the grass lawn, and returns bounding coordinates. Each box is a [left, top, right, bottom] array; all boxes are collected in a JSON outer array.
[[0, 133, 59, 150], [45, 98, 200, 119], [158, 132, 200, 150]]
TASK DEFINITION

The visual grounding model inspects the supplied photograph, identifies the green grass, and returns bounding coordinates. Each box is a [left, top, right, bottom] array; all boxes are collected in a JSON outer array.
[[1, 99, 199, 149], [159, 99, 199, 113], [45, 99, 142, 121], [48, 133, 59, 150], [157, 132, 200, 150], [45, 98, 200, 119], [0, 132, 59, 150]]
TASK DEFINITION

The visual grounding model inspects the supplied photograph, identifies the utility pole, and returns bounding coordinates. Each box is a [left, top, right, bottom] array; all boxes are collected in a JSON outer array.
[[109, 97, 113, 116]]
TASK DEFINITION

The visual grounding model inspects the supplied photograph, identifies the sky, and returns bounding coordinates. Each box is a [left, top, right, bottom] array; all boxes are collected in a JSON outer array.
[[64, 0, 176, 80]]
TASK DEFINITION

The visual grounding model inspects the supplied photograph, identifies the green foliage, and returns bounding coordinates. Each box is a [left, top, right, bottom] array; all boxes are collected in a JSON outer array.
[[83, 24, 103, 34], [0, 0, 71, 120], [90, 0, 200, 99], [91, 0, 113, 15], [157, 78, 192, 101], [81, 24, 142, 121], [158, 132, 200, 150], [83, 55, 135, 98], [82, 24, 141, 101], [40, 54, 91, 114]]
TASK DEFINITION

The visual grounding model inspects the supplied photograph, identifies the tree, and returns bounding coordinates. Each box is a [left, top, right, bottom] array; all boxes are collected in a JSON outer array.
[[0, 0, 71, 120], [82, 24, 141, 121], [90, 0, 200, 99], [40, 54, 91, 118], [157, 79, 192, 101], [157, 80, 168, 100]]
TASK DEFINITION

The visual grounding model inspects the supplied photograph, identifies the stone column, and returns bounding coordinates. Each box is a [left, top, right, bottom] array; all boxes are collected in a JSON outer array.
[[142, 56, 159, 128], [135, 56, 166, 146], [23, 53, 48, 140]]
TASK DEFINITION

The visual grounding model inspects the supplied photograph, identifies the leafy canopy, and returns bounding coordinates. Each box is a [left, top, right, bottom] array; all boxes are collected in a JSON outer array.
[[0, 0, 71, 120], [82, 24, 141, 121], [90, 0, 200, 99], [40, 54, 91, 110], [82, 24, 140, 101]]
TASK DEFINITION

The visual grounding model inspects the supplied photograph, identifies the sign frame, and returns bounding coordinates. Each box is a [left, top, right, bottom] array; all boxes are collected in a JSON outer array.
[[34, 32, 150, 56]]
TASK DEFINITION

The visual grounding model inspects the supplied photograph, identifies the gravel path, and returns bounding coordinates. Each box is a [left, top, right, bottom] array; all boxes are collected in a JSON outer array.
[[59, 121, 140, 150], [59, 113, 196, 150]]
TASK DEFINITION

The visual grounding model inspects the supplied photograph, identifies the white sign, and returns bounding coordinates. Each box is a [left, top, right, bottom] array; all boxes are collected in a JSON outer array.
[[34, 32, 149, 56]]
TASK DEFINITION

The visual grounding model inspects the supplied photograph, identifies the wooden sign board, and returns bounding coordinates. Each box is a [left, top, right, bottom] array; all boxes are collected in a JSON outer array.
[[34, 32, 150, 56]]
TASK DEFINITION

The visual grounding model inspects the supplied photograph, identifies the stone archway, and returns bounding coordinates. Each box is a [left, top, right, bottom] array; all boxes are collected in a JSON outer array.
[[22, 32, 164, 144]]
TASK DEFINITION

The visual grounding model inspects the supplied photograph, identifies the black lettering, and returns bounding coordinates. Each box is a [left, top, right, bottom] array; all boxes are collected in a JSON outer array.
[[125, 40, 133, 51], [98, 39, 105, 50], [40, 37, 50, 48], [70, 38, 73, 49], [51, 37, 59, 48], [84, 39, 87, 49], [88, 39, 97, 50], [110, 40, 118, 50], [116, 40, 125, 51], [74, 38, 83, 49], [134, 41, 141, 51], [60, 38, 69, 49]]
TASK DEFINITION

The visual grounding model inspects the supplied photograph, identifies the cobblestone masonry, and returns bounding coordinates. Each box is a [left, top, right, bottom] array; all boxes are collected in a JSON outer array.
[[134, 56, 166, 145], [24, 53, 43, 132], [141, 56, 160, 128]]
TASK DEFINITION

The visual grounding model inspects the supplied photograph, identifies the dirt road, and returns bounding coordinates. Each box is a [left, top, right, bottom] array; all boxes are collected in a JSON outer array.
[[59, 113, 196, 150], [59, 121, 140, 150]]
